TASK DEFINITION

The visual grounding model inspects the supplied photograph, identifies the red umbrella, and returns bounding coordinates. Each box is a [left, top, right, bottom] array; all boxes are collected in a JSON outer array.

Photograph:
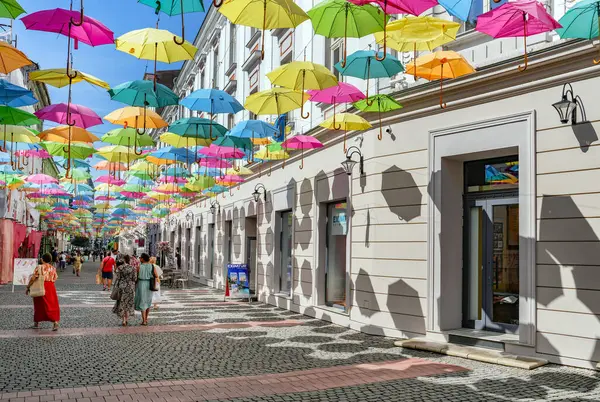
[[281, 135, 324, 169]]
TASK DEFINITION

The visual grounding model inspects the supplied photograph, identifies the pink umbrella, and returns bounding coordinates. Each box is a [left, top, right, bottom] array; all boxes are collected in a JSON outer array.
[[308, 83, 365, 129], [122, 191, 146, 199], [199, 158, 233, 169], [95, 195, 116, 201], [25, 173, 58, 185], [476, 0, 561, 71], [95, 175, 126, 186], [35, 103, 102, 128], [16, 149, 51, 159], [199, 144, 246, 159], [157, 176, 188, 184], [281, 135, 324, 169]]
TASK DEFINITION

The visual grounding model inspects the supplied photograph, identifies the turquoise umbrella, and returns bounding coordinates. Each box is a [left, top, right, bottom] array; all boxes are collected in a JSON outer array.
[[169, 117, 228, 140], [108, 80, 179, 108], [138, 0, 206, 44], [556, 0, 600, 63]]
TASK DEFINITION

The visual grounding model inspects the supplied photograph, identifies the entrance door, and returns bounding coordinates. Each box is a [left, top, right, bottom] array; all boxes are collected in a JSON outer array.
[[464, 197, 519, 333], [246, 237, 257, 296]]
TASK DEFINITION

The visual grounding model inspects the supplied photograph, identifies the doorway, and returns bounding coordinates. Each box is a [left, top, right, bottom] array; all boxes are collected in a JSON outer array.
[[246, 236, 257, 296]]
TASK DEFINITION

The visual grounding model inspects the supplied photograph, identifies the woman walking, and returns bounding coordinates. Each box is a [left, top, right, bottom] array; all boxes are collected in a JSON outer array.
[[150, 256, 163, 310], [26, 253, 60, 331], [134, 253, 158, 325], [73, 252, 82, 277], [112, 255, 137, 326]]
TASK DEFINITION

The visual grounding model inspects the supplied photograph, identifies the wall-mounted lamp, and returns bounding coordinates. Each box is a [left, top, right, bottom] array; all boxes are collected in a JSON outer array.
[[552, 83, 587, 125], [210, 199, 220, 215], [185, 211, 194, 222], [341, 146, 364, 176], [168, 217, 177, 227], [252, 183, 267, 202]]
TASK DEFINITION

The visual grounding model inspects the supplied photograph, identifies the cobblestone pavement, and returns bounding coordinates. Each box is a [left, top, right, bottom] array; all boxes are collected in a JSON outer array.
[[1, 262, 599, 401]]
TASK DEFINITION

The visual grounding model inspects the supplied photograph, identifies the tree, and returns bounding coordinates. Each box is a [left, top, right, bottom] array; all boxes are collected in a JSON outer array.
[[71, 236, 90, 248]]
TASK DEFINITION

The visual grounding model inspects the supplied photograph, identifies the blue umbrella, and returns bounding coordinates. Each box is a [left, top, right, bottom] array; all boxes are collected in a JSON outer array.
[[181, 89, 244, 115], [335, 50, 403, 101], [0, 79, 38, 107], [229, 119, 279, 140], [0, 151, 10, 163], [438, 0, 505, 23], [148, 146, 196, 164], [0, 164, 22, 174], [191, 166, 222, 177], [169, 116, 228, 141]]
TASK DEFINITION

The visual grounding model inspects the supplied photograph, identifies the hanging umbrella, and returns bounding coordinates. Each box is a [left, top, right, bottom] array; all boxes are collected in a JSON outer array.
[[373, 16, 460, 80], [138, 0, 205, 43], [41, 141, 95, 159], [96, 145, 146, 167], [180, 89, 243, 139], [35, 103, 102, 128], [354, 94, 402, 140], [245, 87, 310, 116], [281, 135, 323, 169], [29, 68, 110, 89], [101, 127, 156, 155], [0, 79, 37, 107], [406, 51, 475, 109], [104, 106, 168, 133], [160, 132, 211, 147], [254, 142, 290, 175], [94, 161, 127, 172], [115, 28, 197, 90], [148, 146, 197, 164], [0, 0, 25, 19], [320, 113, 371, 152], [0, 40, 32, 74], [38, 125, 99, 143], [266, 61, 338, 118], [556, 0, 600, 63], [219, 0, 308, 59], [109, 79, 179, 108], [307, 82, 364, 129], [25, 173, 58, 185], [96, 175, 126, 186], [0, 105, 40, 126], [229, 119, 279, 161], [3, 127, 38, 167], [476, 0, 561, 72], [307, 0, 387, 67], [335, 50, 403, 102]]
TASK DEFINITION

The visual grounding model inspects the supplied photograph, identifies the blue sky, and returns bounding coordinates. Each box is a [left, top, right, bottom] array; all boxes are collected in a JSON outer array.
[[15, 0, 208, 177]]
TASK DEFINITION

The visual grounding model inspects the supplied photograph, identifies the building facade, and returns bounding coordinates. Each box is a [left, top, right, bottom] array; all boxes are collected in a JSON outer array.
[[154, 1, 600, 369]]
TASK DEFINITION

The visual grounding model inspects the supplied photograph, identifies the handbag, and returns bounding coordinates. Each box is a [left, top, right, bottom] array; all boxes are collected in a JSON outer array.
[[149, 265, 158, 292], [110, 270, 121, 300], [29, 266, 45, 298]]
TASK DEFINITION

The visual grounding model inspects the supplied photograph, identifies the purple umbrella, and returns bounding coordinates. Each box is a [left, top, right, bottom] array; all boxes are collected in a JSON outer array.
[[35, 103, 102, 128]]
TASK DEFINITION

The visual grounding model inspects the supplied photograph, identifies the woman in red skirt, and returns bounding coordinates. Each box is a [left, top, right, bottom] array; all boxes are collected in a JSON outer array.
[[26, 253, 60, 331]]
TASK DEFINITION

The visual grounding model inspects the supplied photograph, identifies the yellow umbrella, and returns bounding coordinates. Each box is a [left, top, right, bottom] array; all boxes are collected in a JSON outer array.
[[148, 191, 173, 201], [406, 51, 475, 109], [96, 145, 145, 168], [94, 183, 124, 192], [219, 0, 308, 59], [266, 61, 338, 118], [38, 126, 99, 143], [225, 166, 253, 176], [29, 68, 110, 89], [104, 106, 168, 131], [245, 87, 310, 116], [320, 113, 371, 152], [160, 132, 211, 147], [255, 144, 289, 176], [0, 41, 32, 74], [374, 17, 460, 80]]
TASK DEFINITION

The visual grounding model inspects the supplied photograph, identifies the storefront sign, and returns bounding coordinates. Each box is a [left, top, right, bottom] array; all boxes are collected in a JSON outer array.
[[226, 263, 251, 301], [331, 202, 347, 236], [12, 258, 38, 292]]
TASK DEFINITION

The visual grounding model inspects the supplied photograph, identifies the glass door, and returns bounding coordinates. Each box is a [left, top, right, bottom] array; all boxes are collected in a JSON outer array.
[[246, 237, 257, 295], [464, 197, 519, 333]]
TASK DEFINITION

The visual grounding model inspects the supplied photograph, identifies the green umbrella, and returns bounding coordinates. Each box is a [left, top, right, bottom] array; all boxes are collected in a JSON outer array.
[[108, 80, 179, 108], [307, 0, 388, 68], [212, 135, 252, 150], [69, 168, 92, 181], [556, 0, 600, 63], [0, 106, 39, 126], [101, 127, 156, 155], [169, 117, 228, 140], [138, 0, 205, 44], [0, 0, 25, 19], [41, 141, 96, 159], [354, 94, 402, 140]]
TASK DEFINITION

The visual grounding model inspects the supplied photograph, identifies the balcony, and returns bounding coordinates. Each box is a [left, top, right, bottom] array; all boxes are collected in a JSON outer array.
[[223, 78, 237, 95], [242, 49, 261, 72], [225, 62, 237, 77], [245, 29, 261, 49]]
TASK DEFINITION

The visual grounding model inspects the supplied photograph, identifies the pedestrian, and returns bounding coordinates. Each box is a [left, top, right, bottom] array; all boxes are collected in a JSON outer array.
[[134, 253, 159, 326], [150, 256, 163, 310], [112, 255, 137, 327], [130, 252, 140, 271], [59, 251, 66, 272], [100, 251, 115, 291], [26, 253, 60, 331], [176, 247, 181, 270], [73, 251, 82, 277], [51, 248, 58, 268], [92, 250, 96, 263]]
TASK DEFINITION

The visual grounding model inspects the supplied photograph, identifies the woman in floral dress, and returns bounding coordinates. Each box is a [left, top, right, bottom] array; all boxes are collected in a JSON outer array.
[[112, 255, 137, 326]]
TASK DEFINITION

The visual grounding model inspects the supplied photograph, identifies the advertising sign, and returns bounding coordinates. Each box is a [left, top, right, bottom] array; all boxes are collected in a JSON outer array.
[[331, 202, 348, 236], [12, 258, 38, 292], [226, 263, 251, 301]]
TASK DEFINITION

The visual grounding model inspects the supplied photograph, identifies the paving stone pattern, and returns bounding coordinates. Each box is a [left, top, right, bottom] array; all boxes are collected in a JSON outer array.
[[1, 262, 599, 401]]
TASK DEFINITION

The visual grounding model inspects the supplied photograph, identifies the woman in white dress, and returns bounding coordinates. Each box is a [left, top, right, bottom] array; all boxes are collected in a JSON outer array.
[[149, 256, 163, 309]]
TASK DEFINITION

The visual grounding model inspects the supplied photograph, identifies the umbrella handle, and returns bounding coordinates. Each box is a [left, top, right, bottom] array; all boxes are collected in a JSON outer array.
[[136, 107, 148, 135], [70, 0, 84, 26], [213, 0, 223, 7], [340, 6, 348, 68], [209, 115, 218, 140], [268, 164, 272, 177], [67, 69, 78, 80], [261, 1, 266, 60], [518, 14, 528, 72], [439, 68, 447, 109], [300, 73, 310, 119], [173, 2, 185, 45], [343, 131, 347, 153], [378, 110, 383, 140], [299, 147, 304, 169], [375, 8, 387, 62], [333, 103, 341, 130]]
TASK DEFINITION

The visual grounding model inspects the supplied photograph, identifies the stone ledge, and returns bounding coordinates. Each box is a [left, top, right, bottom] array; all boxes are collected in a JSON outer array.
[[395, 338, 548, 370]]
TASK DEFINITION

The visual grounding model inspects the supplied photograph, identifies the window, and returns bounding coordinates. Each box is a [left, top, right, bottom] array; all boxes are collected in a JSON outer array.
[[457, 0, 508, 34], [186, 228, 191, 271], [325, 38, 342, 81], [200, 70, 205, 89], [196, 226, 202, 274], [227, 114, 235, 130], [465, 156, 519, 193], [249, 111, 257, 120], [278, 210, 293, 294], [213, 46, 219, 89], [325, 201, 347, 310], [225, 220, 233, 266], [229, 24, 237, 65], [208, 223, 215, 278]]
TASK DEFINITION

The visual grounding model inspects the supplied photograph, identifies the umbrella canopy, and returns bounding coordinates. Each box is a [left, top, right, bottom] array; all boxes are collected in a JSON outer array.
[[229, 120, 279, 140], [94, 161, 128, 171], [219, 0, 308, 59], [160, 132, 211, 147], [320, 113, 371, 152], [109, 80, 179, 108], [138, 0, 205, 43], [406, 51, 475, 108], [0, 105, 40, 126], [308, 0, 387, 66], [35, 103, 103, 128], [29, 68, 110, 89], [308, 82, 365, 127], [115, 28, 197, 63], [96, 145, 146, 163], [25, 173, 58, 185], [104, 106, 168, 130], [0, 0, 25, 19], [101, 127, 156, 150], [476, 0, 561, 71], [0, 79, 37, 107], [169, 117, 228, 140], [181, 89, 244, 114], [354, 94, 403, 139], [38, 126, 100, 143], [245, 88, 310, 115], [281, 135, 323, 169], [556, 0, 600, 63], [21, 8, 115, 46], [41, 141, 96, 159], [0, 41, 32, 74]]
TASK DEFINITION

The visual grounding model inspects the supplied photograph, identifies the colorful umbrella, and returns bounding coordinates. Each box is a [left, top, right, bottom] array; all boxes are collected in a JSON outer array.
[[180, 89, 243, 139], [320, 113, 371, 152], [160, 132, 211, 147], [308, 82, 364, 128], [228, 120, 279, 154], [476, 0, 561, 71], [35, 103, 102, 128], [104, 106, 168, 133], [406, 51, 475, 108], [138, 0, 205, 43], [29, 68, 110, 89], [38, 125, 99, 143], [0, 41, 32, 74], [101, 127, 156, 155], [308, 0, 387, 67], [0, 0, 25, 19], [354, 94, 402, 140], [109, 79, 179, 108], [245, 88, 310, 115], [556, 0, 600, 63], [281, 135, 323, 169], [0, 79, 37, 107], [219, 0, 308, 59]]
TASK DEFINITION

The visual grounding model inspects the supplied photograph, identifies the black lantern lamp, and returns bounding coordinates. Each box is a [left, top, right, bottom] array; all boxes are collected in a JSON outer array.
[[252, 183, 267, 202], [185, 211, 194, 221], [553, 83, 587, 125], [341, 146, 364, 176], [210, 199, 220, 215]]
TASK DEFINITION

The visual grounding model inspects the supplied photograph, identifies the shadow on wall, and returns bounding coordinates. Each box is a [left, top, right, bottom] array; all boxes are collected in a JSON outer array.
[[265, 227, 274, 257], [538, 194, 600, 364], [571, 122, 598, 153], [354, 268, 379, 318], [382, 166, 422, 222], [299, 258, 313, 299]]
